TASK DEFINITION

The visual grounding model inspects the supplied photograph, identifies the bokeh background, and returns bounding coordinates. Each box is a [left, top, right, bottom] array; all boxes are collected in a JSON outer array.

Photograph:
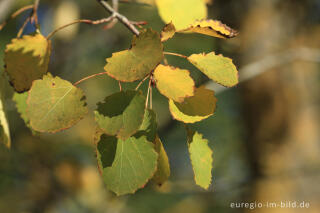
[[1, 0, 320, 212]]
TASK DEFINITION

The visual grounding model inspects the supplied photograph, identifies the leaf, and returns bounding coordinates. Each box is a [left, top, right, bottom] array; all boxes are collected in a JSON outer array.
[[104, 29, 163, 82], [153, 64, 195, 103], [161, 22, 176, 42], [137, 109, 157, 142], [0, 96, 10, 149], [96, 133, 158, 195], [4, 33, 51, 92], [27, 73, 88, 133], [94, 90, 146, 140], [188, 52, 239, 87], [13, 92, 29, 126], [155, 0, 207, 30], [152, 136, 170, 186], [187, 129, 213, 189], [169, 86, 217, 123], [180, 19, 238, 39]]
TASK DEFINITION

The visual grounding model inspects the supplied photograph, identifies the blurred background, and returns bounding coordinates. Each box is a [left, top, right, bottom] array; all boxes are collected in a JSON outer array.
[[0, 0, 320, 212]]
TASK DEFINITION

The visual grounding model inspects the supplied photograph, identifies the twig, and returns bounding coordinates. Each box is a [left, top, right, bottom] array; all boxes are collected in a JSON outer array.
[[74, 72, 107, 86], [47, 17, 114, 39], [31, 0, 40, 27], [97, 0, 140, 35], [0, 5, 33, 31], [17, 16, 31, 38], [135, 75, 149, 90], [164, 51, 188, 59]]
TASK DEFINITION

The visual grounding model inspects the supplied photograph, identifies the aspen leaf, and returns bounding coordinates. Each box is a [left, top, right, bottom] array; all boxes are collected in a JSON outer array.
[[96, 133, 158, 195], [188, 52, 239, 87], [4, 33, 51, 92], [153, 64, 195, 103], [155, 0, 207, 30], [104, 29, 163, 82], [161, 22, 176, 42], [187, 129, 213, 189], [169, 86, 217, 123], [94, 90, 145, 140], [13, 92, 29, 126], [152, 136, 170, 186], [180, 19, 238, 39], [27, 74, 88, 133], [137, 109, 157, 142], [0, 96, 10, 149]]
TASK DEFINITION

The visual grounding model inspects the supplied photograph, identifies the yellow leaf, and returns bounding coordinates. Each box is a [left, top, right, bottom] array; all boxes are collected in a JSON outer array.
[[180, 19, 238, 39], [188, 52, 239, 87], [4, 33, 51, 92], [153, 65, 195, 103], [152, 136, 170, 186], [161, 22, 176, 42], [155, 0, 207, 30]]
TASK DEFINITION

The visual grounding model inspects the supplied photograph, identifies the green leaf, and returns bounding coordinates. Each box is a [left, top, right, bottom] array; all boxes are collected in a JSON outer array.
[[155, 0, 207, 30], [187, 129, 213, 189], [27, 73, 88, 133], [161, 22, 176, 42], [13, 92, 29, 125], [169, 86, 217, 123], [104, 29, 163, 82], [4, 33, 51, 92], [0, 96, 10, 149], [94, 90, 146, 140], [154, 64, 195, 103], [137, 109, 157, 142], [96, 133, 158, 195], [152, 136, 170, 186], [188, 52, 239, 87]]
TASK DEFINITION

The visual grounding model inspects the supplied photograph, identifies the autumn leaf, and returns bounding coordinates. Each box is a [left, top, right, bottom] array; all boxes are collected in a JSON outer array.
[[153, 64, 195, 103], [4, 33, 51, 92], [27, 73, 88, 133], [188, 52, 239, 87], [96, 133, 158, 195], [155, 0, 207, 30], [104, 29, 163, 82], [94, 90, 146, 140], [169, 86, 217, 123], [0, 95, 10, 149], [152, 136, 170, 186], [161, 22, 176, 42], [187, 128, 213, 189], [137, 109, 157, 142]]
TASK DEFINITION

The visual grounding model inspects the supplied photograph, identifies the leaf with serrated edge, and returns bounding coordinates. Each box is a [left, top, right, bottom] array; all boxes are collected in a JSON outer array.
[[154, 64, 195, 103], [96, 133, 158, 195], [187, 129, 213, 189], [13, 92, 29, 125], [4, 33, 51, 92], [169, 86, 217, 123], [94, 90, 145, 140], [179, 19, 238, 39], [188, 52, 239, 87], [27, 73, 88, 133], [137, 109, 157, 142], [104, 29, 163, 82], [161, 22, 176, 42], [152, 136, 170, 186], [155, 0, 207, 30]]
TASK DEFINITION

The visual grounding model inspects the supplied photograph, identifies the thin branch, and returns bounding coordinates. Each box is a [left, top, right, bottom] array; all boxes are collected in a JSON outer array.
[[97, 0, 140, 35], [47, 17, 114, 39], [135, 75, 149, 90], [74, 72, 107, 86], [0, 5, 33, 31], [164, 51, 188, 59], [17, 16, 31, 38], [31, 0, 40, 27]]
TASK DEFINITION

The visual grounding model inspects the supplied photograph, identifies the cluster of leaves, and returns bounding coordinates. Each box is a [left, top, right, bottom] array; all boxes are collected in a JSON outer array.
[[1, 0, 239, 195]]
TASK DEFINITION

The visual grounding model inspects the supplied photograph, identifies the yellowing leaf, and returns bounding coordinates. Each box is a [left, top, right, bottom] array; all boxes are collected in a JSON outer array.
[[96, 133, 158, 195], [153, 64, 195, 103], [155, 0, 207, 30], [4, 33, 51, 92], [138, 109, 157, 142], [161, 22, 176, 42], [27, 74, 88, 133], [169, 86, 217, 123], [0, 96, 10, 149], [152, 136, 170, 186], [94, 90, 145, 140], [187, 129, 213, 189], [188, 52, 239, 87], [104, 29, 163, 82], [180, 19, 238, 39]]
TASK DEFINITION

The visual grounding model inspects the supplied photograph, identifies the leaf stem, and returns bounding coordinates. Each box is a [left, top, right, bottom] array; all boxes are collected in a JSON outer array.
[[118, 81, 122, 91], [0, 5, 33, 31], [135, 75, 149, 91], [47, 17, 114, 39], [31, 0, 40, 28], [74, 72, 107, 86], [17, 16, 31, 38], [164, 51, 188, 59], [145, 78, 152, 109]]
